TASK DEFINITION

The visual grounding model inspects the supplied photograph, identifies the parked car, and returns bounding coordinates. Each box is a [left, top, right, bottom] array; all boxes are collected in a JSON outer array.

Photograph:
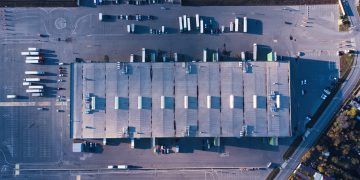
[[323, 88, 331, 95], [321, 94, 327, 100]]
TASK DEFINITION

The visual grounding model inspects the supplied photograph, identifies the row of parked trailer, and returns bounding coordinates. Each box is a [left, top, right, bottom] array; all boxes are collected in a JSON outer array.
[[22, 48, 45, 97], [21, 47, 44, 64], [178, 14, 248, 33]]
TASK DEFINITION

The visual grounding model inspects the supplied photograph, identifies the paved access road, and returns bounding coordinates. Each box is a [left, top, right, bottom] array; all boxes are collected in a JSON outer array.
[[276, 0, 360, 179]]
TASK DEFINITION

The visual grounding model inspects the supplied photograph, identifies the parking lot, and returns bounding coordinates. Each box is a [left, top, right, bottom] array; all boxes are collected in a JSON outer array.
[[0, 2, 347, 178]]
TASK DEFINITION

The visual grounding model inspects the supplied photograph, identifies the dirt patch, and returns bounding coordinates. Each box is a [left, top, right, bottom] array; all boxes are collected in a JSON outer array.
[[181, 0, 337, 6]]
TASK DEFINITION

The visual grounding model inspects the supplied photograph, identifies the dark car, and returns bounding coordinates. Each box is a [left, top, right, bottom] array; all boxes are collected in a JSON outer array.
[[57, 87, 65, 90]]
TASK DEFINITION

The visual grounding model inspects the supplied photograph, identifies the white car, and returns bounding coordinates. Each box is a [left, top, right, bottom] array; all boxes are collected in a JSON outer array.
[[323, 89, 331, 95], [301, 89, 305, 95], [58, 62, 64, 65], [321, 94, 327, 100]]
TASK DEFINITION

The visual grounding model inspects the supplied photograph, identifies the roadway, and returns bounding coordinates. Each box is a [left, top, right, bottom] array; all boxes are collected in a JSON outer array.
[[276, 0, 360, 178]]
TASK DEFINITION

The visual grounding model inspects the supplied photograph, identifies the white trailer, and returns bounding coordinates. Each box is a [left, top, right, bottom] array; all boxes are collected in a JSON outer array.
[[26, 89, 43, 93], [229, 22, 234, 32], [235, 18, 239, 32], [241, 52, 245, 61], [203, 49, 207, 62], [142, 48, 146, 62], [200, 19, 204, 34], [131, 24, 135, 33], [174, 52, 178, 62], [253, 43, 257, 61], [28, 47, 39, 52], [99, 13, 103, 21], [23, 82, 32, 86], [195, 14, 200, 29], [26, 56, 42, 60], [29, 52, 40, 56], [25, 60, 41, 64], [130, 54, 134, 62], [24, 78, 41, 82], [25, 71, 45, 75], [21, 52, 30, 56], [29, 85, 44, 89], [243, 17, 247, 33], [183, 15, 187, 30], [187, 17, 191, 31], [6, 95, 17, 99], [32, 93, 43, 97], [178, 16, 183, 32], [127, 25, 131, 33], [161, 26, 165, 33]]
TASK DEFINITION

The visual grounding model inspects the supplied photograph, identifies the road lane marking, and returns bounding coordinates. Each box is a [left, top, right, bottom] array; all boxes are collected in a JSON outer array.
[[0, 101, 51, 106]]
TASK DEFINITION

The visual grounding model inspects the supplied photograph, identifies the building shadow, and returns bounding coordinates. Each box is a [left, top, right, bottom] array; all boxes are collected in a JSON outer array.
[[247, 18, 263, 35]]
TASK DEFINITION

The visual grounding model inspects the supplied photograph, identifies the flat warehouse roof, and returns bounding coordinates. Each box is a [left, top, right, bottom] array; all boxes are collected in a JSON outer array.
[[71, 61, 291, 139]]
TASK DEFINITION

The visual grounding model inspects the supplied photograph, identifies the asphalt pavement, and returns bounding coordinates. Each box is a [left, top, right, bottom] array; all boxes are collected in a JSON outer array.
[[0, 2, 354, 180]]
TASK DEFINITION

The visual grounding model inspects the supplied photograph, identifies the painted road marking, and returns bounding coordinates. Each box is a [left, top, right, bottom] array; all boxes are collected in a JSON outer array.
[[0, 101, 67, 106]]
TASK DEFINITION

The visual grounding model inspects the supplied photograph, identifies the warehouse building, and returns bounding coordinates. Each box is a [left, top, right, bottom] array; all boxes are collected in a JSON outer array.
[[71, 61, 291, 139]]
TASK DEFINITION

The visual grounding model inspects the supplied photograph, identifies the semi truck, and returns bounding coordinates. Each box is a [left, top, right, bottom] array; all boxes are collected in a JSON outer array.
[[131, 24, 135, 33], [29, 52, 40, 56], [200, 19, 204, 33], [22, 82, 32, 86], [195, 14, 200, 29], [6, 95, 17, 99], [25, 71, 45, 75], [178, 16, 183, 32], [25, 60, 42, 64], [187, 17, 191, 31], [99, 13, 103, 21], [21, 52, 30, 56], [24, 78, 41, 82], [26, 89, 43, 93], [235, 18, 239, 32], [243, 17, 247, 33], [142, 48, 146, 62], [28, 47, 39, 52], [230, 22, 234, 32], [183, 15, 187, 30], [32, 93, 43, 97], [26, 56, 42, 60], [29, 85, 44, 89]]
